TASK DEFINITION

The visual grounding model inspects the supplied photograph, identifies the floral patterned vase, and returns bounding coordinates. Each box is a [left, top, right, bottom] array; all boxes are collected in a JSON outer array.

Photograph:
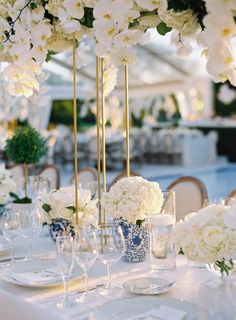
[[114, 218, 150, 263], [49, 218, 75, 241]]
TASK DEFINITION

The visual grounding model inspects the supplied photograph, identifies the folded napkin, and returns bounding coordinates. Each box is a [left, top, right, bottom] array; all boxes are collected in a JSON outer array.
[[12, 268, 62, 284]]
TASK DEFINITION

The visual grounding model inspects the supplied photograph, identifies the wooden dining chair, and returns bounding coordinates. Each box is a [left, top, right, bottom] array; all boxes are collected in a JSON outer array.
[[109, 170, 142, 190], [225, 188, 236, 205], [70, 167, 98, 186], [167, 176, 208, 222], [39, 164, 60, 190]]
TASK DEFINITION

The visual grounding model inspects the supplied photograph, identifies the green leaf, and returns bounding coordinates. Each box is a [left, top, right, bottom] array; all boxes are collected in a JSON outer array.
[[157, 22, 172, 36], [178, 247, 184, 255], [30, 2, 37, 9], [9, 192, 19, 200], [81, 7, 94, 28], [45, 51, 57, 62], [13, 197, 32, 204], [42, 203, 52, 213], [66, 205, 76, 213], [136, 219, 145, 227], [0, 43, 3, 52]]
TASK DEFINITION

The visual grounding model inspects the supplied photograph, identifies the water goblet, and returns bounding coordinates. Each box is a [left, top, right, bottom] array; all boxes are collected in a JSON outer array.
[[56, 236, 75, 308], [74, 225, 98, 302], [31, 176, 51, 200], [1, 209, 20, 264], [17, 207, 43, 260], [97, 223, 125, 298]]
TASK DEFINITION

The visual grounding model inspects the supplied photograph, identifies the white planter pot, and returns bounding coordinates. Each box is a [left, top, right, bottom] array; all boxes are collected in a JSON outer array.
[[11, 202, 35, 212]]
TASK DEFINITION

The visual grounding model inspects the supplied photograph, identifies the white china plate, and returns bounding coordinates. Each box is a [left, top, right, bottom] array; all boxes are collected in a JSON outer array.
[[123, 277, 175, 295], [93, 296, 208, 320], [0, 257, 83, 288]]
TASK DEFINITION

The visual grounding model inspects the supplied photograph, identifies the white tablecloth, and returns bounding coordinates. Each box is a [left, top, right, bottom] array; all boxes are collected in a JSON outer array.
[[0, 235, 235, 320]]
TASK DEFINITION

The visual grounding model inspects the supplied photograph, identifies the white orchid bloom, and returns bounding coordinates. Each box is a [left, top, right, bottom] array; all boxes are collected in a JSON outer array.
[[203, 13, 236, 45], [31, 21, 52, 44], [135, 0, 167, 11], [31, 6, 45, 22], [93, 0, 116, 21], [205, 0, 236, 13], [95, 43, 109, 57], [31, 44, 48, 63], [114, 29, 143, 48], [94, 20, 119, 48], [111, 47, 136, 65], [63, 0, 84, 19], [206, 41, 236, 84], [117, 9, 140, 29]]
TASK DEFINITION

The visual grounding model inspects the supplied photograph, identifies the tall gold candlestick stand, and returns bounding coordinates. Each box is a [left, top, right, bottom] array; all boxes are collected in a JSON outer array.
[[72, 33, 79, 226], [96, 57, 102, 225], [101, 58, 107, 224], [125, 64, 130, 177]]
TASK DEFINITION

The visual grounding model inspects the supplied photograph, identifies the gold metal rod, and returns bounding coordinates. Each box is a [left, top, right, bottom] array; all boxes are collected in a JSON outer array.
[[96, 57, 102, 225], [72, 33, 79, 226], [125, 64, 130, 177], [101, 57, 107, 224]]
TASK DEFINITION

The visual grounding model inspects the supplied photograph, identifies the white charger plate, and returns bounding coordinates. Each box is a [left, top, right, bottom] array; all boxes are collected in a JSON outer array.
[[0, 257, 83, 288], [93, 296, 208, 320], [123, 277, 175, 295]]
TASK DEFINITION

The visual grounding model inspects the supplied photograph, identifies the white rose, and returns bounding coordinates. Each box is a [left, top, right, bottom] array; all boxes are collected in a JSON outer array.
[[203, 226, 225, 247], [224, 206, 236, 229]]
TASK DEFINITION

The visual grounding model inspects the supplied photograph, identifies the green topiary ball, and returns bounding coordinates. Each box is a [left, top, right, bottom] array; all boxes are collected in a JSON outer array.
[[5, 126, 47, 164]]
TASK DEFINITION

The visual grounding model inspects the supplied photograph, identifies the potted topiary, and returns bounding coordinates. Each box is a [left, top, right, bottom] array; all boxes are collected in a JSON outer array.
[[5, 126, 47, 209]]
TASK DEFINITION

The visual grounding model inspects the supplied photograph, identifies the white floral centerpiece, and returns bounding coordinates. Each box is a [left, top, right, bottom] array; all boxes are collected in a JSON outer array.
[[102, 176, 163, 225], [41, 186, 98, 239], [102, 176, 163, 262], [174, 204, 236, 276], [0, 164, 16, 205]]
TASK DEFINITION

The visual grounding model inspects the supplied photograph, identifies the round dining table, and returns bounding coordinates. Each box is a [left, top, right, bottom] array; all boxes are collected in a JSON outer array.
[[0, 233, 235, 320]]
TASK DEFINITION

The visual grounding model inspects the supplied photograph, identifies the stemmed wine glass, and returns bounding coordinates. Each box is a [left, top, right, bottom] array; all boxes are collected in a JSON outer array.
[[1, 208, 20, 264], [74, 225, 98, 303], [17, 207, 43, 260], [56, 236, 75, 308], [31, 176, 51, 200], [97, 223, 125, 297]]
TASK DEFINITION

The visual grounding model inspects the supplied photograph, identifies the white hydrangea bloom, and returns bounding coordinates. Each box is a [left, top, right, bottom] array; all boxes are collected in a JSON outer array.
[[102, 177, 164, 224], [174, 204, 236, 263]]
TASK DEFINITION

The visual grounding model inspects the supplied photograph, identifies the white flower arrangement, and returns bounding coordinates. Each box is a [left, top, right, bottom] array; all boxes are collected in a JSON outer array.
[[41, 186, 98, 227], [0, 164, 16, 205], [174, 204, 236, 273], [0, 0, 235, 97], [102, 176, 163, 225]]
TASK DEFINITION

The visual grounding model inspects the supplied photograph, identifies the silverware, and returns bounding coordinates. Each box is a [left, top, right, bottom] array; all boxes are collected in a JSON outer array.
[[41, 283, 104, 304]]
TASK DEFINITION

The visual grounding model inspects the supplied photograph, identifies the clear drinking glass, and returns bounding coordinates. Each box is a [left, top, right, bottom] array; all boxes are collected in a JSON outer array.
[[74, 226, 98, 302], [17, 207, 43, 260], [56, 236, 75, 308], [97, 223, 125, 297], [150, 190, 176, 271], [1, 209, 20, 264], [31, 176, 51, 200]]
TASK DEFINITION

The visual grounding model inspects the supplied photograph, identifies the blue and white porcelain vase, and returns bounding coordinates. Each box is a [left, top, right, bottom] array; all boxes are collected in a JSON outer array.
[[114, 218, 150, 263], [49, 218, 75, 241]]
